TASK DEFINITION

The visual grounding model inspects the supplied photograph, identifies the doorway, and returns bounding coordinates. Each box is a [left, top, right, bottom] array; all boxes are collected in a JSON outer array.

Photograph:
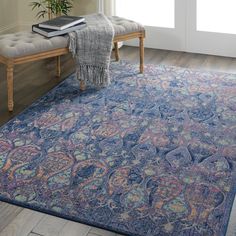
[[115, 0, 236, 57]]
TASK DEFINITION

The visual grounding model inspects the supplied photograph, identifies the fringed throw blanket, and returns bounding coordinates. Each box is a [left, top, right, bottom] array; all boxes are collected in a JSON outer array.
[[69, 13, 114, 87]]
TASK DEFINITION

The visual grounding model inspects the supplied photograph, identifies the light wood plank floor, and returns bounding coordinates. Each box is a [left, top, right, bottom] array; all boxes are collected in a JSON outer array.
[[0, 46, 235, 236]]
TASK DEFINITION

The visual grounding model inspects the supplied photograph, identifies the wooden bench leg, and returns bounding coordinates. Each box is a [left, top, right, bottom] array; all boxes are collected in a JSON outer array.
[[7, 62, 14, 112], [114, 42, 120, 61], [139, 36, 144, 73], [80, 80, 86, 91], [56, 56, 61, 77]]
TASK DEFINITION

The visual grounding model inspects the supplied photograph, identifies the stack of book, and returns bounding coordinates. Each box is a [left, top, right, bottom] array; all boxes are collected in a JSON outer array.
[[32, 16, 86, 37]]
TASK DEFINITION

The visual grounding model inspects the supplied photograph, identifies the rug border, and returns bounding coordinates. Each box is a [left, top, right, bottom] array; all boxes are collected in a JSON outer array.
[[222, 178, 236, 236], [0, 61, 236, 236], [0, 72, 74, 127], [0, 196, 136, 236], [0, 66, 137, 236]]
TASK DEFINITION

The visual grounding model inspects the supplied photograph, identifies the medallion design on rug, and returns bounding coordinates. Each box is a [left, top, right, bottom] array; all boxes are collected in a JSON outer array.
[[0, 62, 235, 236]]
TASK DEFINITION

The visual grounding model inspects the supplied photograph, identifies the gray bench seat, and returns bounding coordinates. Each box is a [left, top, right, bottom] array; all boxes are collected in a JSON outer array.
[[0, 16, 145, 111]]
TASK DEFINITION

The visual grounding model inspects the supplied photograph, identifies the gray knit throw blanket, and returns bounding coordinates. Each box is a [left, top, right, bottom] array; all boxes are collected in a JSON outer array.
[[68, 13, 114, 87]]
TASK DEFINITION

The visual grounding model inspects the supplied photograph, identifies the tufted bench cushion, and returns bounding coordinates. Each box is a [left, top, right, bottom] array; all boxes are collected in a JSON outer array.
[[0, 32, 68, 58], [0, 16, 144, 59], [109, 16, 144, 36], [0, 15, 145, 112]]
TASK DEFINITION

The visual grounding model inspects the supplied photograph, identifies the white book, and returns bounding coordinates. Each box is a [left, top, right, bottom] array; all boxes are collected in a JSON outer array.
[[39, 16, 85, 31], [32, 22, 87, 37]]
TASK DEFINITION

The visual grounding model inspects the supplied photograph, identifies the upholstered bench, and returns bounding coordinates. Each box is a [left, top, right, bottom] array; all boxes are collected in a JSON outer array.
[[0, 16, 145, 111]]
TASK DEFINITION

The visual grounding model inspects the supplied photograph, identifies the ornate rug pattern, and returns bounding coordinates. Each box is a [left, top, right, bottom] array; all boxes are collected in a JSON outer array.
[[0, 62, 235, 236]]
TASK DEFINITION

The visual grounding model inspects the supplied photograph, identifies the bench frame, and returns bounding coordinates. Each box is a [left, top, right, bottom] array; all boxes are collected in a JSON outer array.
[[0, 30, 145, 112]]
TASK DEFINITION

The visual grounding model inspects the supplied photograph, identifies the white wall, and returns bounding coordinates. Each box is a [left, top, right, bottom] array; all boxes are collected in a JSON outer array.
[[17, 0, 39, 31], [104, 0, 114, 16], [73, 0, 98, 15], [0, 0, 18, 34], [0, 0, 99, 33]]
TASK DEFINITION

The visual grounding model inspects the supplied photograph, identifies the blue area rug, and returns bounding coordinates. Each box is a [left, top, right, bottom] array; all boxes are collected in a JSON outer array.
[[0, 61, 235, 236]]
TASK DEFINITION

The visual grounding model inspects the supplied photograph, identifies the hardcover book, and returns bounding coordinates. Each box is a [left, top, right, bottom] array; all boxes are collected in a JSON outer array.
[[38, 16, 85, 30], [32, 22, 86, 37]]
